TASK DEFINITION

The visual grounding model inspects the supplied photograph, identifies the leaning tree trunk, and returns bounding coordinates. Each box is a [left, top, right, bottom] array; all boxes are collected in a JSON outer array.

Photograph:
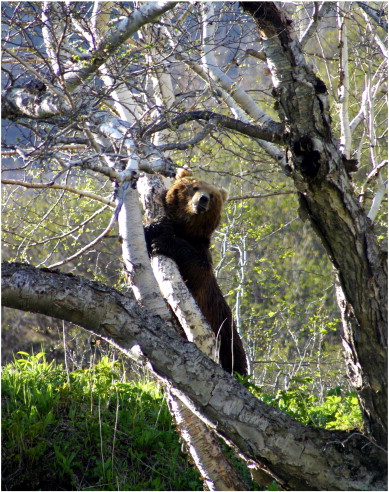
[[2, 262, 387, 491], [240, 2, 387, 447], [117, 172, 248, 491]]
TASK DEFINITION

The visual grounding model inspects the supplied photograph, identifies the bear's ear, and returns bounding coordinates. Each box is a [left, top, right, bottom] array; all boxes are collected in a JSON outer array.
[[176, 167, 193, 180], [220, 188, 228, 203]]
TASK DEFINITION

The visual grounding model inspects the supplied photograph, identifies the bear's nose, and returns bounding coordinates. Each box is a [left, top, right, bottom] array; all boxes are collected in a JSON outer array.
[[195, 194, 209, 213]]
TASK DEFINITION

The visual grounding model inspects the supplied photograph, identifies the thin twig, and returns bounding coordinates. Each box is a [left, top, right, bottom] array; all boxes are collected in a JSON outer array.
[[228, 191, 295, 201], [2, 179, 115, 207], [324, 432, 388, 454], [156, 124, 214, 151], [33, 205, 110, 249], [2, 46, 70, 103], [48, 206, 118, 269]]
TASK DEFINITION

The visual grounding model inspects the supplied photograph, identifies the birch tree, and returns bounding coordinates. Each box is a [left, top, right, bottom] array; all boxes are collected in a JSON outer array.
[[2, 2, 387, 490]]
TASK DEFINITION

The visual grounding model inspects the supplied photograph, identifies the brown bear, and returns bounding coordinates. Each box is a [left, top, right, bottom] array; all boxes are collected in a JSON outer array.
[[144, 169, 248, 376]]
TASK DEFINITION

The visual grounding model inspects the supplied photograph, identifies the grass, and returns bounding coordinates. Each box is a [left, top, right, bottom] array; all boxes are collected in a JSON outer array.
[[2, 352, 202, 491], [3, 352, 363, 491]]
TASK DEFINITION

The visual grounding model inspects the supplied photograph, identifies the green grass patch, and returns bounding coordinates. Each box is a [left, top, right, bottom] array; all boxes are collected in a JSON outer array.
[[2, 352, 202, 491], [3, 353, 362, 491]]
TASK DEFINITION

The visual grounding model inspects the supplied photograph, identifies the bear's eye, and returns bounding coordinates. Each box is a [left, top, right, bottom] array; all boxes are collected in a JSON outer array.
[[193, 186, 199, 192], [209, 193, 214, 199]]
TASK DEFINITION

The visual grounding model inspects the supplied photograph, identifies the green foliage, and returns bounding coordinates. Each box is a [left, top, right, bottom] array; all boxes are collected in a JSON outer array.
[[241, 374, 363, 431], [2, 353, 202, 491], [4, 352, 361, 492], [213, 181, 344, 393]]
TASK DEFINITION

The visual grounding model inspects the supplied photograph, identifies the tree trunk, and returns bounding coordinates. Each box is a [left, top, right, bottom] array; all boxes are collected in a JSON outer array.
[[240, 1, 387, 448], [96, 6, 246, 483], [2, 262, 387, 491], [136, 173, 247, 491], [117, 174, 246, 491], [167, 395, 247, 491]]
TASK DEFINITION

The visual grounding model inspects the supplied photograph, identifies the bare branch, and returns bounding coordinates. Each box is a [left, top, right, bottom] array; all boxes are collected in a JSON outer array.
[[228, 191, 295, 201], [156, 123, 214, 151], [2, 46, 69, 102], [1, 179, 115, 207], [357, 2, 388, 32], [142, 110, 286, 145], [63, 1, 178, 92], [359, 160, 388, 222], [367, 174, 387, 222], [337, 2, 352, 158], [48, 205, 119, 269], [300, 2, 333, 47], [362, 160, 388, 186], [32, 205, 111, 248], [163, 7, 286, 167], [2, 86, 72, 120], [240, 1, 387, 447]]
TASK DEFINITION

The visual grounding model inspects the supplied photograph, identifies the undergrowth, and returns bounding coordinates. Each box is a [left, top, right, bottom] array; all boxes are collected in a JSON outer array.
[[2, 352, 363, 491], [238, 374, 363, 431], [2, 352, 202, 491]]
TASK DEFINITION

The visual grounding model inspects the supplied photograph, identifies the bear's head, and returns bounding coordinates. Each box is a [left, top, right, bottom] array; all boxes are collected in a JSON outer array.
[[163, 169, 228, 238]]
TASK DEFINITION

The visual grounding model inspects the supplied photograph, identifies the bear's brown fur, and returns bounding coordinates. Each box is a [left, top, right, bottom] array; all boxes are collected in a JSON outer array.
[[144, 169, 248, 375]]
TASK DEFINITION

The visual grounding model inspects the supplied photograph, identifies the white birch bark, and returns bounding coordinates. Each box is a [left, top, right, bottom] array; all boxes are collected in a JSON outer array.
[[91, 1, 143, 123], [200, 4, 273, 127], [135, 44, 249, 485], [199, 3, 286, 169], [367, 174, 387, 221], [349, 86, 368, 135], [167, 394, 247, 492], [3, 2, 177, 122], [299, 2, 332, 47], [115, 142, 244, 490], [117, 182, 164, 313], [337, 0, 387, 225], [137, 175, 218, 360], [363, 15, 388, 222], [337, 2, 352, 158], [87, 6, 247, 487], [365, 64, 387, 222], [116, 158, 243, 492], [41, 2, 63, 77], [91, 1, 113, 37], [137, 40, 221, 360], [63, 1, 178, 92]]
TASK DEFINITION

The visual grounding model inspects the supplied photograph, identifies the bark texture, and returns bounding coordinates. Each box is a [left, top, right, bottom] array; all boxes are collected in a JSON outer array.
[[2, 262, 387, 491], [241, 1, 387, 448]]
